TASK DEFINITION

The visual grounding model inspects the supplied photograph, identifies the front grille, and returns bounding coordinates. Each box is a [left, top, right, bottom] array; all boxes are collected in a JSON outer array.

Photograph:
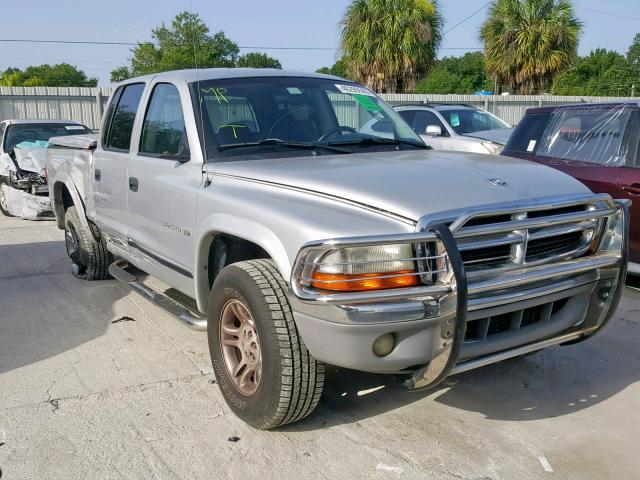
[[526, 231, 584, 262], [464, 300, 560, 343], [429, 199, 607, 277]]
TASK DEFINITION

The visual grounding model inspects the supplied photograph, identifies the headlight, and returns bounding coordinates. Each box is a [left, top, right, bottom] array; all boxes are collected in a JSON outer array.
[[481, 141, 503, 155], [597, 204, 626, 254], [306, 243, 419, 292]]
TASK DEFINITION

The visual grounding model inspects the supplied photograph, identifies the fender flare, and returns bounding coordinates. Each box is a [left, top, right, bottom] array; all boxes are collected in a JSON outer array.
[[194, 213, 291, 312], [51, 173, 92, 234]]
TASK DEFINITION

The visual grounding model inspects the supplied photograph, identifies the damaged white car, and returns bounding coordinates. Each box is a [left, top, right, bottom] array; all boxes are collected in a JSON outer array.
[[0, 119, 91, 219]]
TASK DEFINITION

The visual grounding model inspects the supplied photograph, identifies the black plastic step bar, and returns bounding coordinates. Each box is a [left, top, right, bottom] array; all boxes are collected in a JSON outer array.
[[108, 259, 207, 331]]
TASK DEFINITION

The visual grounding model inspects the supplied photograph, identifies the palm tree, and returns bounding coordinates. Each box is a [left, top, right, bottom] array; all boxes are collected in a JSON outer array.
[[341, 0, 442, 93], [480, 0, 582, 94]]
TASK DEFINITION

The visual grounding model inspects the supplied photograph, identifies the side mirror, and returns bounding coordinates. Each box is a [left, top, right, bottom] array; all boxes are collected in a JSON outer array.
[[425, 125, 442, 137]]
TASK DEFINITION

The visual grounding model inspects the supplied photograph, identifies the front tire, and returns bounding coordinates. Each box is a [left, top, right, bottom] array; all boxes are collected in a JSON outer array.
[[64, 206, 111, 280], [0, 178, 15, 217], [208, 259, 324, 429]]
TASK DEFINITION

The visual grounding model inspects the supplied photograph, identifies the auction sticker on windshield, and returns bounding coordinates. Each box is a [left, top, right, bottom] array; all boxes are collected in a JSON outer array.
[[335, 84, 376, 96]]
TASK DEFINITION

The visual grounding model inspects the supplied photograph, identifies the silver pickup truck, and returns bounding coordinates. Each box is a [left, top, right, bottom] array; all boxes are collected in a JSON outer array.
[[46, 69, 630, 429]]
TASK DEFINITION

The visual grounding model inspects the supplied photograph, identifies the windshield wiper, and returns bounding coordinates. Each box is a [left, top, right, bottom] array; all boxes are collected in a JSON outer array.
[[218, 138, 350, 154], [327, 137, 429, 149]]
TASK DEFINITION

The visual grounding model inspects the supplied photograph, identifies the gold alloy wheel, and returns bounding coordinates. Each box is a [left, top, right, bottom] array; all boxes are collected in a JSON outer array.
[[219, 299, 262, 396]]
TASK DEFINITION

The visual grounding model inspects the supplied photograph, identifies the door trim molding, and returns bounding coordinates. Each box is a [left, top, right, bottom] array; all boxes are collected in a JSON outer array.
[[128, 238, 194, 279]]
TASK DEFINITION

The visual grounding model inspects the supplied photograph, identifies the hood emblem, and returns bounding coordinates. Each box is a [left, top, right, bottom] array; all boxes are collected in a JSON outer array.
[[488, 177, 508, 187]]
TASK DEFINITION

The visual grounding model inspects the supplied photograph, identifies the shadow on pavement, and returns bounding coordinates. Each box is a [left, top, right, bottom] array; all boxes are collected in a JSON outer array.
[[287, 286, 640, 431], [0, 240, 127, 374]]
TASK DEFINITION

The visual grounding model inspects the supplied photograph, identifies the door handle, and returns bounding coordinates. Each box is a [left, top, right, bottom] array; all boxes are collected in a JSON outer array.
[[129, 177, 139, 192], [94, 169, 101, 181], [621, 184, 640, 196]]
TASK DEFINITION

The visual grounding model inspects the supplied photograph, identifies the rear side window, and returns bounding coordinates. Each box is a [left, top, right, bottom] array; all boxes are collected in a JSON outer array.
[[105, 83, 145, 152], [139, 83, 189, 159], [504, 112, 551, 154], [0, 123, 6, 149], [536, 106, 634, 166]]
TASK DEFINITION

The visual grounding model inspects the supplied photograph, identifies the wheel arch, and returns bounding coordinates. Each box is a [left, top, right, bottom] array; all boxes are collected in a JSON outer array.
[[52, 176, 90, 232], [195, 214, 292, 312]]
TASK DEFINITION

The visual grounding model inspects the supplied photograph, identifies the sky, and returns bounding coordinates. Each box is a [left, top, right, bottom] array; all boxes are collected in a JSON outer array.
[[0, 0, 639, 85]]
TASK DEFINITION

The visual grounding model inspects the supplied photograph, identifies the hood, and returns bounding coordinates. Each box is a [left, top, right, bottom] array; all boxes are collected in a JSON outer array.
[[13, 147, 47, 175], [462, 128, 513, 145], [209, 150, 590, 222]]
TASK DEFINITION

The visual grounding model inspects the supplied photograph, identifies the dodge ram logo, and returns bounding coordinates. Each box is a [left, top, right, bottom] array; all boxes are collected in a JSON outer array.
[[487, 177, 508, 187]]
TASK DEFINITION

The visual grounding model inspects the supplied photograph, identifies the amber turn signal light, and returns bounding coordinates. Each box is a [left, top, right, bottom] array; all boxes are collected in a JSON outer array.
[[311, 270, 418, 292]]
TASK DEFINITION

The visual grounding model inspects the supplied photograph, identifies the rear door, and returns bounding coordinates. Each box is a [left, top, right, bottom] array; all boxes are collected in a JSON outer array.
[[93, 83, 145, 255], [126, 81, 201, 293], [616, 109, 640, 265]]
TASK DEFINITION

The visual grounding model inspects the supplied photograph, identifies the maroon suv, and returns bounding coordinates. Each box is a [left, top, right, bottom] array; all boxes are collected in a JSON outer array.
[[502, 102, 640, 273]]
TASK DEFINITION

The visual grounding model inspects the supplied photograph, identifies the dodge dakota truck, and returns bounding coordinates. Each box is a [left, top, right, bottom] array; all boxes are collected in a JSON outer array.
[[46, 69, 629, 429]]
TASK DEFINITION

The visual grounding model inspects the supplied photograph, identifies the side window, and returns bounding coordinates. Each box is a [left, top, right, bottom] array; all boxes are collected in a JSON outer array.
[[398, 110, 416, 126], [105, 83, 145, 152], [504, 112, 551, 154], [139, 83, 189, 159], [413, 111, 448, 136], [101, 87, 122, 148]]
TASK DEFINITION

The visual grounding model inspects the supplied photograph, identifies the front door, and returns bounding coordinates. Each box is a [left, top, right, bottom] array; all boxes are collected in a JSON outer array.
[[126, 82, 200, 294]]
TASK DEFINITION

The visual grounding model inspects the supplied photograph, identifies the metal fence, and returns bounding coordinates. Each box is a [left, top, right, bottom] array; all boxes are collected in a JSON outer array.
[[0, 86, 111, 129], [379, 93, 639, 125], [0, 86, 638, 129]]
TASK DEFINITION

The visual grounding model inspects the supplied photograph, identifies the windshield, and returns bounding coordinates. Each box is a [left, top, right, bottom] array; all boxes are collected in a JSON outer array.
[[191, 77, 424, 161], [4, 123, 91, 151], [437, 109, 510, 134]]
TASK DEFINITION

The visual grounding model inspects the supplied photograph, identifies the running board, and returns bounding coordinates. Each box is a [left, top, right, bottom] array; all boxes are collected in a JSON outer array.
[[108, 259, 207, 331]]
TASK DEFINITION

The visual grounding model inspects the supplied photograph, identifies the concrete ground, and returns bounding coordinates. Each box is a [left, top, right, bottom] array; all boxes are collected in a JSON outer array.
[[0, 215, 638, 480]]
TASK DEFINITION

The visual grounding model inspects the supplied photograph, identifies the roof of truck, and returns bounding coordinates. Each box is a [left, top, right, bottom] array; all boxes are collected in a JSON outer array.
[[113, 68, 345, 87]]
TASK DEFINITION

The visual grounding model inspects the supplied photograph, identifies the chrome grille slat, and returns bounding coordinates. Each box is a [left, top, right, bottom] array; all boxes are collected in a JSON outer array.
[[458, 233, 523, 251], [528, 220, 596, 240], [418, 196, 615, 276], [454, 208, 614, 239]]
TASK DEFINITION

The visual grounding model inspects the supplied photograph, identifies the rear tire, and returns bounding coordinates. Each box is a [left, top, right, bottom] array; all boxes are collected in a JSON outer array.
[[208, 259, 324, 429], [64, 206, 111, 280], [0, 178, 15, 217]]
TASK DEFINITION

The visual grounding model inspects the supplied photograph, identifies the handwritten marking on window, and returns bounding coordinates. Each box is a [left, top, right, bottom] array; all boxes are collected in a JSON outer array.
[[201, 87, 229, 104], [218, 124, 247, 139]]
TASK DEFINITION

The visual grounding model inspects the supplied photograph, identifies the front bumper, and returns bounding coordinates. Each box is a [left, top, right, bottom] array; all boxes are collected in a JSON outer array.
[[290, 199, 629, 390], [1, 183, 52, 220]]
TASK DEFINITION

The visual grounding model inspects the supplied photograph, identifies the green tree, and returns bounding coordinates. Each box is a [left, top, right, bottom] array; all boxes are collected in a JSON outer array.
[[480, 0, 581, 94], [552, 49, 640, 96], [416, 52, 492, 94], [316, 59, 349, 78], [340, 0, 443, 93], [110, 66, 133, 83], [236, 52, 282, 69], [628, 33, 640, 67], [112, 11, 239, 79], [0, 64, 97, 87], [111, 11, 283, 81]]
